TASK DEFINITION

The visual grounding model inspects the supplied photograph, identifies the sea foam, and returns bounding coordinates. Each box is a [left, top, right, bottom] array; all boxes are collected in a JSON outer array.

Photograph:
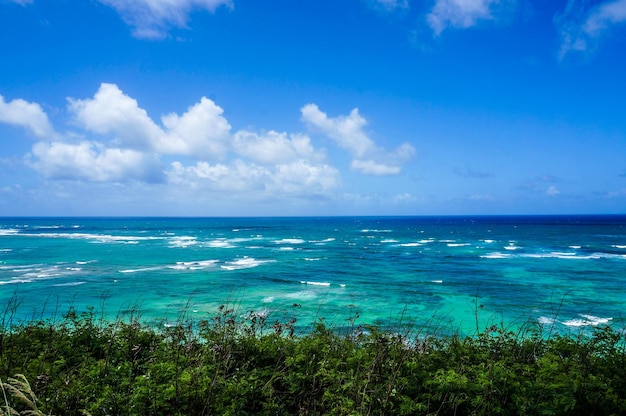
[[221, 257, 274, 271], [562, 314, 613, 327]]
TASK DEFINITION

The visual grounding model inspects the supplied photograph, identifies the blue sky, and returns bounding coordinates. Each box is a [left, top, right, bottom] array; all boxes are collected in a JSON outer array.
[[1, 0, 625, 216]]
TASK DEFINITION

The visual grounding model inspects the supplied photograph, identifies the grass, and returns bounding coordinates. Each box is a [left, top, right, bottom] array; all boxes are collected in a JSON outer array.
[[0, 297, 625, 415]]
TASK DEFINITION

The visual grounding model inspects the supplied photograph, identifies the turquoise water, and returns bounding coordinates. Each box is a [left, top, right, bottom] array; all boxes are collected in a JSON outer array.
[[1, 216, 625, 335]]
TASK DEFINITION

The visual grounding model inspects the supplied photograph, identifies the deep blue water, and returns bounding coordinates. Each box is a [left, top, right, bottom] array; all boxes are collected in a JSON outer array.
[[1, 216, 625, 335]]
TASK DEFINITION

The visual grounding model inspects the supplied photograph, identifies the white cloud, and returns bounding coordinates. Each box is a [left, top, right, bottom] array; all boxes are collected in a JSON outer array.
[[427, 0, 501, 35], [68, 83, 163, 151], [269, 160, 340, 195], [0, 95, 58, 139], [168, 159, 340, 197], [301, 104, 374, 158], [28, 141, 163, 183], [232, 130, 323, 165], [392, 192, 417, 203], [584, 0, 626, 34], [69, 83, 231, 159], [301, 104, 415, 176], [6, 85, 372, 206], [160, 97, 231, 159], [557, 0, 626, 58], [366, 0, 409, 12], [97, 0, 232, 39], [547, 185, 561, 196], [351, 159, 400, 175]]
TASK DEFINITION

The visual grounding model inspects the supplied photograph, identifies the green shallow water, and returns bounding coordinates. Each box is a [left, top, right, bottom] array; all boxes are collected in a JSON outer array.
[[1, 216, 625, 335]]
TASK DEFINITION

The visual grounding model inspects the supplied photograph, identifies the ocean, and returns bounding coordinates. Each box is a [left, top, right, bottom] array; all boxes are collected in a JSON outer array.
[[1, 216, 624, 335]]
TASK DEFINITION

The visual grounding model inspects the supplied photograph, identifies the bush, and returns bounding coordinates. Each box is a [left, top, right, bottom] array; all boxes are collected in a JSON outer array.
[[1, 305, 625, 415]]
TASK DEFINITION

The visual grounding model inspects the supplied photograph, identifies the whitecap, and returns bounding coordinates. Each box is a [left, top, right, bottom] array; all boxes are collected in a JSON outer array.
[[431, 280, 443, 284], [246, 309, 270, 319], [381, 239, 399, 243], [310, 237, 336, 244], [563, 314, 612, 327], [171, 260, 218, 270], [569, 245, 582, 249], [279, 247, 294, 251], [34, 232, 157, 245], [262, 296, 275, 303], [304, 258, 321, 261], [119, 266, 164, 274], [399, 242, 422, 247], [53, 281, 86, 287], [0, 229, 19, 236], [300, 281, 331, 286], [168, 236, 197, 248], [361, 229, 392, 233], [612, 245, 626, 249], [0, 279, 33, 285], [504, 245, 519, 251], [483, 239, 495, 244], [275, 238, 305, 244], [538, 316, 555, 325], [221, 257, 274, 271], [521, 253, 598, 260], [205, 239, 234, 248], [447, 243, 470, 247], [480, 252, 511, 259], [76, 260, 97, 265]]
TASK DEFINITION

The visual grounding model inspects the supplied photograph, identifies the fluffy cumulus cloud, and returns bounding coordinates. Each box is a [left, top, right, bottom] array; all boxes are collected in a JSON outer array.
[[0, 83, 346, 200], [557, 0, 626, 58], [28, 141, 163, 183], [68, 83, 164, 151], [167, 159, 340, 196], [0, 95, 57, 139], [232, 131, 324, 165], [301, 104, 415, 176], [97, 0, 232, 39], [160, 98, 231, 158], [69, 83, 231, 159], [427, 0, 501, 35]]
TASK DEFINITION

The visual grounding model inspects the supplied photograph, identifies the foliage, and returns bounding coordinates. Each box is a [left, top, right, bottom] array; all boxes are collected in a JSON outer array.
[[0, 304, 625, 415]]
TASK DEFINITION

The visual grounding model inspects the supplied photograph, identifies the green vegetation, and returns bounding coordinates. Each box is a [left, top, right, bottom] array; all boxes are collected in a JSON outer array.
[[1, 304, 625, 415]]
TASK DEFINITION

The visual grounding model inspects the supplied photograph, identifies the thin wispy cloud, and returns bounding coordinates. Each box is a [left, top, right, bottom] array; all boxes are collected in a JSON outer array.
[[517, 174, 563, 193], [427, 0, 503, 35], [97, 0, 232, 39], [546, 185, 561, 196], [365, 0, 409, 12], [556, 0, 626, 58]]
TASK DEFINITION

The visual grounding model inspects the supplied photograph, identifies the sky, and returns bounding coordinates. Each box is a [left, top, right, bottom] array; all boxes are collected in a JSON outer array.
[[1, 0, 625, 217]]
